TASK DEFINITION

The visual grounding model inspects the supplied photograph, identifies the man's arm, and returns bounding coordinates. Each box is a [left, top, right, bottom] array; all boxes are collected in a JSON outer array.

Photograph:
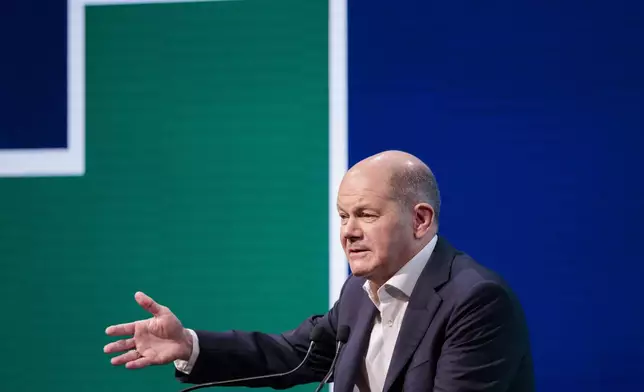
[[175, 305, 340, 388], [433, 282, 529, 392]]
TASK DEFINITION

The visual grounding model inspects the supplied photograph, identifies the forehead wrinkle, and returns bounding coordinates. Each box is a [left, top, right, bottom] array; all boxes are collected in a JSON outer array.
[[337, 194, 396, 213], [338, 193, 385, 205]]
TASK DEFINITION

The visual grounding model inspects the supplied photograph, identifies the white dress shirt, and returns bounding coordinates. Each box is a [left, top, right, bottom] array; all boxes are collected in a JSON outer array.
[[175, 328, 200, 374], [176, 235, 439, 392], [355, 234, 438, 392]]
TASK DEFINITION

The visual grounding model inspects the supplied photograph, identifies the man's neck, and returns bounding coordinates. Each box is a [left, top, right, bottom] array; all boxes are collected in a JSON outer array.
[[367, 234, 436, 291]]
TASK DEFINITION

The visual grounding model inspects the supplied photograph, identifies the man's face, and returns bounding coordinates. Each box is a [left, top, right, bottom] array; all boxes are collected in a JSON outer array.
[[336, 170, 414, 284]]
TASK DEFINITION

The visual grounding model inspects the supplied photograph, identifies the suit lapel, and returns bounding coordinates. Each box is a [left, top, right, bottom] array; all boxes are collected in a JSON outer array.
[[334, 292, 377, 392], [382, 237, 456, 392]]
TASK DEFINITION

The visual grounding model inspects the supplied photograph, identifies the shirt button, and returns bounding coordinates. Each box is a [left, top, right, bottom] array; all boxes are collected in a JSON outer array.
[[387, 320, 393, 327]]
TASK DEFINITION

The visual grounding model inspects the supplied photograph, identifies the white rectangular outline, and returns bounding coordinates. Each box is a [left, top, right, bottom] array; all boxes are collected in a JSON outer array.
[[0, 0, 85, 177], [0, 0, 235, 177], [329, 0, 349, 309]]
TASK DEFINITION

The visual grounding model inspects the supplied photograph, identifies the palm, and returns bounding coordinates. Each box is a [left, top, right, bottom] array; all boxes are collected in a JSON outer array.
[[134, 313, 185, 364], [104, 292, 191, 369]]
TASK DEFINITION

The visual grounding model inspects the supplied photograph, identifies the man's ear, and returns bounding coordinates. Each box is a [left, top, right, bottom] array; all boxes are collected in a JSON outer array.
[[413, 203, 434, 238]]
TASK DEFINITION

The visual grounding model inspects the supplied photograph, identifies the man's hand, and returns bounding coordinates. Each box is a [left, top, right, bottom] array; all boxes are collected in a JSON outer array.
[[104, 291, 193, 369]]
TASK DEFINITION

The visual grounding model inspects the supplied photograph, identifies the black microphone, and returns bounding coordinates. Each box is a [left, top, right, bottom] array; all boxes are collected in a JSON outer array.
[[180, 325, 326, 392], [312, 325, 350, 392]]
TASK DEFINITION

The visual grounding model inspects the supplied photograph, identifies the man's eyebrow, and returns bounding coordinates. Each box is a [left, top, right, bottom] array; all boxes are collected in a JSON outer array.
[[337, 203, 375, 211]]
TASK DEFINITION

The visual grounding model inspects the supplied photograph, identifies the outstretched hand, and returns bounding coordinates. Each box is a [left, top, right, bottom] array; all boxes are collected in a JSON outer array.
[[104, 292, 192, 369]]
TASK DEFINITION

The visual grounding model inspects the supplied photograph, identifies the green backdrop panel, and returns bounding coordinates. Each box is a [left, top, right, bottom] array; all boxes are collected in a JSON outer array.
[[0, 1, 329, 391]]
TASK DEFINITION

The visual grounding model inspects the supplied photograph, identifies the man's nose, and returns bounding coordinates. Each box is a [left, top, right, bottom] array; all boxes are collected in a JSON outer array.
[[342, 217, 363, 241]]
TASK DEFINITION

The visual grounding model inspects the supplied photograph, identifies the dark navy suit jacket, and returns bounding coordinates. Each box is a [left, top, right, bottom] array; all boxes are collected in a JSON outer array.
[[176, 237, 535, 391]]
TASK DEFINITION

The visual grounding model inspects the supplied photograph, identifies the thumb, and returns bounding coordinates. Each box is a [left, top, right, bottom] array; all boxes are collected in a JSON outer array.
[[135, 291, 166, 316]]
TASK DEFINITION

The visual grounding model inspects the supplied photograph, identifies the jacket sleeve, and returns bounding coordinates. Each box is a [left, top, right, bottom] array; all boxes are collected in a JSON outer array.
[[175, 284, 348, 388]]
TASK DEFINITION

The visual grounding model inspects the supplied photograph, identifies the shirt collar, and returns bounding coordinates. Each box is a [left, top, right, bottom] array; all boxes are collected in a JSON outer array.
[[363, 234, 438, 306]]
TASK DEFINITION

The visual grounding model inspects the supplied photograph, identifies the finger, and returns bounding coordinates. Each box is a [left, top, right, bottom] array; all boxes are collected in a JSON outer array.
[[105, 322, 136, 336], [135, 291, 166, 316], [110, 349, 139, 366], [104, 338, 135, 354], [125, 356, 153, 370]]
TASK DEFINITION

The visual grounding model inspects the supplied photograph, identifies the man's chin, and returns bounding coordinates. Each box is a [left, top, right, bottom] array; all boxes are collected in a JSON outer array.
[[348, 261, 375, 278]]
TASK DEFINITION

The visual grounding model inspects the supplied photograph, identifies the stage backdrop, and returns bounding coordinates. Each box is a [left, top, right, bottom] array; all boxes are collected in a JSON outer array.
[[0, 1, 334, 392], [2, 1, 644, 392]]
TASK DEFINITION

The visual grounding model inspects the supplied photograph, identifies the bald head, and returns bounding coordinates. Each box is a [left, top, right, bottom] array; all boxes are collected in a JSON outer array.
[[337, 150, 440, 285], [347, 150, 441, 223]]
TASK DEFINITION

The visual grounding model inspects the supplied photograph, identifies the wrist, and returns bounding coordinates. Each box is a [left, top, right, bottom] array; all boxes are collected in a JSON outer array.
[[180, 328, 194, 361]]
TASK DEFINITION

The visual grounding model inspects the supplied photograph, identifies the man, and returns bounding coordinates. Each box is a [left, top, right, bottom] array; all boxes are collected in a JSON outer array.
[[104, 151, 534, 391]]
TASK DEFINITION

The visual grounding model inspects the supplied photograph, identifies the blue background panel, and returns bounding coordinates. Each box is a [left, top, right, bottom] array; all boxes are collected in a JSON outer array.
[[0, 0, 68, 149], [349, 1, 644, 390]]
